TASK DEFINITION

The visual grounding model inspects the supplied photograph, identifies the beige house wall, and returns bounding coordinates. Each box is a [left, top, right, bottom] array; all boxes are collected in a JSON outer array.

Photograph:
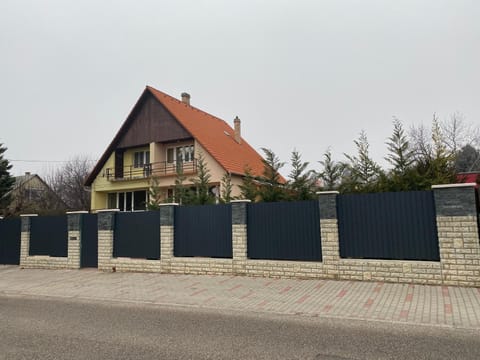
[[90, 140, 241, 210]]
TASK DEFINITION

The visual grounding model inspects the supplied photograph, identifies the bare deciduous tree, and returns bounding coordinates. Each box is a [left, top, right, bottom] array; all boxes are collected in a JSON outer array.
[[441, 112, 480, 153], [47, 155, 93, 211]]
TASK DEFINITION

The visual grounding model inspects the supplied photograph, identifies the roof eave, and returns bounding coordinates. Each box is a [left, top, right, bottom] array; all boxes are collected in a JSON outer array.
[[85, 87, 152, 186]]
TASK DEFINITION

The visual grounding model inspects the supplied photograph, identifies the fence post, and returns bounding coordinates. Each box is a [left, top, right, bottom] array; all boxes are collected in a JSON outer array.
[[432, 183, 480, 287], [317, 191, 340, 279], [231, 200, 250, 275], [19, 214, 37, 267], [97, 209, 118, 271], [159, 203, 178, 273], [66, 211, 88, 269]]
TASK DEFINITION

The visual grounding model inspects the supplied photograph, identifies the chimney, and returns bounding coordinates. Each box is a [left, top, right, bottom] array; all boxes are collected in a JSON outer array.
[[234, 116, 241, 144], [181, 92, 190, 105], [25, 172, 31, 176]]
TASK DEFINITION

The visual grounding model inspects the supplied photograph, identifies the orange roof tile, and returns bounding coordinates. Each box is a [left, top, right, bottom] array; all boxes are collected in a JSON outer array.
[[85, 86, 267, 186], [146, 86, 265, 177]]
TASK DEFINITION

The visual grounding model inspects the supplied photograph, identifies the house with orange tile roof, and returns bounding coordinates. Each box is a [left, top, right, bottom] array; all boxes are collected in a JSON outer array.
[[84, 86, 266, 211]]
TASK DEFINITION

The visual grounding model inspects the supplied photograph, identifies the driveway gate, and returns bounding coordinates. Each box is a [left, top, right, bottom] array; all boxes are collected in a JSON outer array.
[[81, 214, 98, 268]]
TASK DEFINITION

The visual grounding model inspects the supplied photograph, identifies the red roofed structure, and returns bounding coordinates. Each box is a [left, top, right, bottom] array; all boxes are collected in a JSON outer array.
[[457, 172, 480, 188], [85, 86, 267, 211]]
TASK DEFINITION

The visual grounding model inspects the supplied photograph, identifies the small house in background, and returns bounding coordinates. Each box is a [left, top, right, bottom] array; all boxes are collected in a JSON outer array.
[[84, 85, 267, 211], [4, 172, 67, 215]]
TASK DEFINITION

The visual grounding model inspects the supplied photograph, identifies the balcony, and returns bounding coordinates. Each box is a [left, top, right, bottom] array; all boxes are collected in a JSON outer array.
[[105, 160, 198, 181]]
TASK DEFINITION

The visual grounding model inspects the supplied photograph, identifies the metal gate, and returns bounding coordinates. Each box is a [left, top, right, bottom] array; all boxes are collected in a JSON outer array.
[[0, 218, 21, 265], [81, 214, 98, 268]]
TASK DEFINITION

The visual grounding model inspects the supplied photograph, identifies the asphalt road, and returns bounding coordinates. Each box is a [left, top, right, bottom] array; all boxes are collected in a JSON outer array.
[[0, 295, 479, 360]]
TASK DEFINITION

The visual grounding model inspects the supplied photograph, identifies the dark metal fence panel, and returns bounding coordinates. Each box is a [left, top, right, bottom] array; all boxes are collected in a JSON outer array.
[[81, 214, 98, 268], [247, 200, 322, 261], [30, 215, 68, 257], [174, 204, 232, 258], [0, 218, 21, 264], [337, 191, 440, 261], [113, 211, 160, 260]]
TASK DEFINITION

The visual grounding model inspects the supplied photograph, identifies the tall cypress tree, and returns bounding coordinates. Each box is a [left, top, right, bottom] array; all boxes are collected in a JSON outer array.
[[0, 143, 15, 212], [191, 152, 215, 205], [288, 149, 317, 200], [318, 149, 344, 191], [239, 165, 258, 201], [341, 131, 383, 193], [257, 148, 286, 202]]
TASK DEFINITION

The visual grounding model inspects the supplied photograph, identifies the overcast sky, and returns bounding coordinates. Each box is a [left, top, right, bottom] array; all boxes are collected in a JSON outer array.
[[1, 0, 478, 177]]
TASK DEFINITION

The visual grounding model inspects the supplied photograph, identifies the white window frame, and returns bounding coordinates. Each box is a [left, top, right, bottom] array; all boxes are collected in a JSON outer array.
[[133, 151, 150, 168], [106, 190, 149, 211], [166, 145, 194, 163]]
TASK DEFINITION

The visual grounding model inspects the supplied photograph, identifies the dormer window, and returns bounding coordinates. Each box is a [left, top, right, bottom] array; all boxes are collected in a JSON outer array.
[[134, 151, 150, 168]]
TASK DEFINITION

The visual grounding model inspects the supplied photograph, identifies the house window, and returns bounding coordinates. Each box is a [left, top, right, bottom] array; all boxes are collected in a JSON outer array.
[[134, 151, 150, 168], [166, 145, 194, 163], [107, 190, 148, 211], [107, 193, 116, 209]]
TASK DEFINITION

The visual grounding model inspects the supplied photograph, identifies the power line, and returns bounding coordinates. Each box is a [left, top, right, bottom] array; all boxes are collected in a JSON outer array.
[[8, 159, 98, 163]]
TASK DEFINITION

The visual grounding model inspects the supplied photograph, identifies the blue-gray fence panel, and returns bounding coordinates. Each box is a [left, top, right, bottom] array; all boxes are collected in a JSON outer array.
[[337, 191, 439, 261], [81, 214, 98, 267], [174, 204, 232, 258], [30, 215, 68, 257], [0, 218, 21, 264], [114, 211, 160, 260], [247, 200, 322, 261]]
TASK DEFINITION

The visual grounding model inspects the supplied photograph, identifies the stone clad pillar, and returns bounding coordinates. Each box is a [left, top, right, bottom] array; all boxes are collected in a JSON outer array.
[[231, 200, 250, 275], [159, 203, 178, 273], [66, 211, 88, 269], [97, 209, 118, 271], [432, 183, 480, 287], [19, 214, 37, 267], [317, 191, 340, 278]]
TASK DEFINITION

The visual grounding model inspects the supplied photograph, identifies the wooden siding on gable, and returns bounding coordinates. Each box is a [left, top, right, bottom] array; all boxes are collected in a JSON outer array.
[[117, 92, 192, 149]]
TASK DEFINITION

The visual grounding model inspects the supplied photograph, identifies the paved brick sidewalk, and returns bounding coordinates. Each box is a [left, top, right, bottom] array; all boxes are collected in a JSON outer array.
[[1, 265, 480, 329]]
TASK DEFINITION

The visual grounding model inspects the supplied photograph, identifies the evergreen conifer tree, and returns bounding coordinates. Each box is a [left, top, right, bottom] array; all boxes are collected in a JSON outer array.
[[0, 143, 15, 212]]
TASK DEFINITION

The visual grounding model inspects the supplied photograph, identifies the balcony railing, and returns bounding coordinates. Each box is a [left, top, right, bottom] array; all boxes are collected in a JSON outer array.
[[105, 160, 198, 181]]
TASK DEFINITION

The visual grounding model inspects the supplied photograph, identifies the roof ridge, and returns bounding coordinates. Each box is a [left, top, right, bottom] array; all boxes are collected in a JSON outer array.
[[146, 85, 228, 125], [85, 85, 267, 186]]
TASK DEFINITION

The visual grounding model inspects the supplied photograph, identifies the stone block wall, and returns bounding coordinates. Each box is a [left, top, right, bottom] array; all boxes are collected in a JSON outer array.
[[97, 209, 161, 273], [20, 212, 82, 270], [433, 184, 480, 287], [436, 216, 480, 286], [17, 184, 480, 287]]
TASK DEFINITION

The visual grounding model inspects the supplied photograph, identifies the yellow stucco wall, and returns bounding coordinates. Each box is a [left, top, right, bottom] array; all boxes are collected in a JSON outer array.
[[90, 150, 151, 210], [89, 141, 247, 210]]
